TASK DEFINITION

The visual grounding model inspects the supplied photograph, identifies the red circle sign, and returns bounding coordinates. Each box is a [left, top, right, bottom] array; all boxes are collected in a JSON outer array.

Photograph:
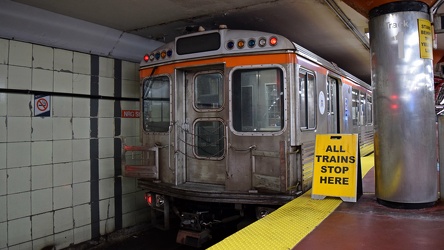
[[36, 98, 48, 111]]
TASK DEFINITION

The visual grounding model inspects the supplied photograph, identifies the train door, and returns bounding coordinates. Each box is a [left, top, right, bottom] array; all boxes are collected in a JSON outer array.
[[182, 70, 226, 185], [327, 76, 339, 133]]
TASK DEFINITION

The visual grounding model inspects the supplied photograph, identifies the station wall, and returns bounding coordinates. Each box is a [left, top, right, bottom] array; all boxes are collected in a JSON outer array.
[[0, 39, 149, 249]]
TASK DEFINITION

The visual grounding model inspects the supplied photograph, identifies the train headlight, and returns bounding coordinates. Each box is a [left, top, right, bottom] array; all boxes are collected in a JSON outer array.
[[258, 38, 267, 47]]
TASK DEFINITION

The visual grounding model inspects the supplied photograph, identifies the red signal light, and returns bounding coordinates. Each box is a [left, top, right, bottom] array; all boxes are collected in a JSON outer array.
[[143, 54, 149, 62], [270, 37, 278, 46], [144, 193, 153, 206]]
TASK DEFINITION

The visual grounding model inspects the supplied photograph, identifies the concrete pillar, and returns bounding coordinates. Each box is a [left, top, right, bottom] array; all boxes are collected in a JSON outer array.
[[369, 1, 438, 208]]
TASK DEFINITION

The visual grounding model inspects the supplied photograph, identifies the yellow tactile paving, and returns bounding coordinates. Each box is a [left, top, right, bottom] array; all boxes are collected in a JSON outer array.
[[209, 154, 374, 250]]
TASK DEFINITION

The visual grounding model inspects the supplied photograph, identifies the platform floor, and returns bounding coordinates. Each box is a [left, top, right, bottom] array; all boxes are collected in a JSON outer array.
[[210, 154, 444, 250]]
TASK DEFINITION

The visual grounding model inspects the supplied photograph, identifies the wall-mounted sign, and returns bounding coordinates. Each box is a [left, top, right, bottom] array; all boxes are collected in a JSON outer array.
[[122, 110, 140, 118], [312, 134, 362, 202], [34, 95, 51, 117]]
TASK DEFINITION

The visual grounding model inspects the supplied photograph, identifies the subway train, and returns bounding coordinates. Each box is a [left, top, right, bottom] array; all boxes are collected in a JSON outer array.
[[122, 28, 374, 247]]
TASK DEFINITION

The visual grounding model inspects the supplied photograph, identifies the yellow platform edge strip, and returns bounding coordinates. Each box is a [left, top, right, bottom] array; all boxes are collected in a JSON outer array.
[[209, 154, 374, 250]]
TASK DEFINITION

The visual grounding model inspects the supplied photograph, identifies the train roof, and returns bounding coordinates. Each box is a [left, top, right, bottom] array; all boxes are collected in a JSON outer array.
[[140, 29, 370, 88]]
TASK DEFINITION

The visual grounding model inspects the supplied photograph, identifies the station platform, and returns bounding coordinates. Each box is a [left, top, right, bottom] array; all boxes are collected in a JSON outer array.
[[209, 154, 444, 250]]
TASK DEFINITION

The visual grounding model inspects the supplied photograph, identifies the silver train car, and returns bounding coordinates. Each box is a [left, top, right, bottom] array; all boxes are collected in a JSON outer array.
[[122, 29, 373, 246]]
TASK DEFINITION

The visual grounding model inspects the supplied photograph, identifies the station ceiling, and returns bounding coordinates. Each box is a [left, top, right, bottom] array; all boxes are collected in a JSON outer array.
[[2, 0, 444, 86]]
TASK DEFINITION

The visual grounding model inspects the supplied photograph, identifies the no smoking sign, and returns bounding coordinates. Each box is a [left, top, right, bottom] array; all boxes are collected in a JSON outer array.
[[34, 95, 51, 117]]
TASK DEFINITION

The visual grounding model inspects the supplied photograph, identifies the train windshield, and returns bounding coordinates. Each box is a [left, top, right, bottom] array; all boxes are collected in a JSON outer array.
[[143, 76, 170, 132], [232, 68, 284, 132]]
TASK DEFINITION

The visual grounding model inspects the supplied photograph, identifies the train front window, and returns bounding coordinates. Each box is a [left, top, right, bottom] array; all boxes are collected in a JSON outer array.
[[194, 120, 225, 158], [143, 76, 170, 132], [194, 73, 223, 109], [232, 68, 284, 132]]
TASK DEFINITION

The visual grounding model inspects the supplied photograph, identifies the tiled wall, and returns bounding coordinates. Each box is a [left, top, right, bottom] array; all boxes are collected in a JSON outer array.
[[0, 39, 149, 249]]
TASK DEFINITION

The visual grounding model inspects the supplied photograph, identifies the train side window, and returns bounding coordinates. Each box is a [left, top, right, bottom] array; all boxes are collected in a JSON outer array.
[[232, 68, 284, 132], [299, 70, 316, 130], [352, 89, 359, 126], [142, 76, 170, 132], [366, 95, 373, 125], [359, 92, 366, 126], [194, 73, 223, 109]]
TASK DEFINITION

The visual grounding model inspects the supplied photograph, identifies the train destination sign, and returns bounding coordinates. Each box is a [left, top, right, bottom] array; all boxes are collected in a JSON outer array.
[[311, 134, 362, 202]]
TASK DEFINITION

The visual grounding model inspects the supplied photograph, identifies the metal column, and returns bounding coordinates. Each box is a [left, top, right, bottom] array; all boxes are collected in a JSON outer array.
[[369, 2, 438, 208]]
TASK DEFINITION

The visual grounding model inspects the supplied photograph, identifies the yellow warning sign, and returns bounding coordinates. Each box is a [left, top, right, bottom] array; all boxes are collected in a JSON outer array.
[[418, 18, 433, 59], [312, 134, 360, 202]]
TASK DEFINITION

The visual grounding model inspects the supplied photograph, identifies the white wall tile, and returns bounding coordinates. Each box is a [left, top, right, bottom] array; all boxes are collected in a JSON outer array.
[[31, 164, 52, 190], [99, 178, 114, 200], [72, 139, 90, 161], [0, 144, 4, 170], [52, 117, 72, 140], [32, 45, 54, 70], [52, 96, 73, 117], [98, 99, 114, 118], [122, 212, 135, 228], [0, 170, 5, 196], [7, 117, 31, 142], [99, 77, 114, 96], [99, 57, 114, 78], [31, 117, 53, 141], [8, 167, 31, 194], [7, 142, 31, 168], [54, 229, 73, 249], [122, 177, 136, 195], [54, 208, 73, 233], [32, 235, 55, 250], [72, 74, 90, 95], [54, 71, 73, 93], [74, 225, 91, 244], [54, 49, 73, 72], [73, 182, 89, 206], [0, 195, 6, 222], [73, 204, 91, 227], [73, 52, 90, 75], [0, 64, 7, 88], [99, 138, 114, 158], [73, 160, 90, 183], [7, 94, 31, 117], [8, 192, 31, 220], [72, 118, 90, 139], [53, 185, 72, 210], [9, 41, 32, 67], [99, 198, 115, 221], [73, 98, 90, 118], [32, 68, 54, 91], [0, 222, 6, 248], [121, 118, 138, 137], [122, 79, 140, 98], [31, 141, 53, 166], [100, 218, 115, 236], [31, 188, 52, 215], [99, 158, 114, 180], [8, 66, 32, 90], [0, 38, 9, 65], [53, 163, 72, 187], [9, 241, 32, 250], [122, 61, 138, 81], [8, 217, 32, 246], [98, 118, 114, 138], [0, 93, 6, 116], [0, 117, 5, 143], [32, 212, 53, 239], [52, 140, 72, 163], [133, 208, 149, 223], [122, 193, 136, 214]]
